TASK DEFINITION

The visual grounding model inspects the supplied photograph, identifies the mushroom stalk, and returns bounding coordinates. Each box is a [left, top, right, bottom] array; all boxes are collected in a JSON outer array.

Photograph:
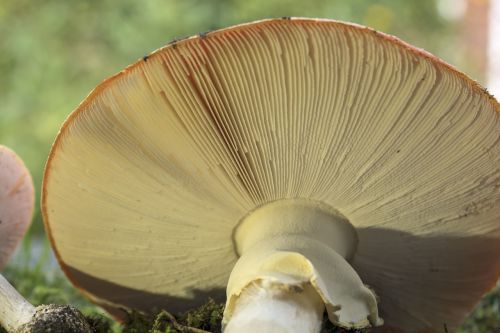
[[224, 279, 324, 333], [0, 274, 35, 332], [223, 199, 382, 331]]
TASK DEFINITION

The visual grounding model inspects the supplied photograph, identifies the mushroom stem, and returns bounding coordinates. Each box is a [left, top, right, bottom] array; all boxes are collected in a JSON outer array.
[[223, 199, 382, 330], [0, 274, 35, 332], [224, 279, 324, 333]]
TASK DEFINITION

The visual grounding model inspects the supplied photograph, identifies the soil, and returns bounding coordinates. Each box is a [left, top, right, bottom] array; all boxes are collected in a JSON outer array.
[[15, 304, 91, 333]]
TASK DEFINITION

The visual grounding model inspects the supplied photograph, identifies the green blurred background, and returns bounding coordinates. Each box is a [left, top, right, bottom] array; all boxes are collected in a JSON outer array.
[[1, 0, 498, 331]]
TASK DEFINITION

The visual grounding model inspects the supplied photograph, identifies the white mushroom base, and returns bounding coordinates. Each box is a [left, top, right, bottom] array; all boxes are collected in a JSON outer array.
[[224, 279, 324, 333], [0, 274, 35, 332], [223, 199, 382, 332]]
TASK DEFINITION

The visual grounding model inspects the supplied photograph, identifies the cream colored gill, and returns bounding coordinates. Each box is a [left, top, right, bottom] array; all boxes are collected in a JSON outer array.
[[49, 96, 240, 295]]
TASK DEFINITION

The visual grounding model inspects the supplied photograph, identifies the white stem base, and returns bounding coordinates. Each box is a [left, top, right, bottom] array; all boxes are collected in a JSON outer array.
[[0, 274, 35, 332], [224, 279, 324, 333]]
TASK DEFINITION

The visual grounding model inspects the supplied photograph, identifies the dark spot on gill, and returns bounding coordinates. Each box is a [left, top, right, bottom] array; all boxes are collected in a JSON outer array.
[[169, 39, 178, 49], [198, 31, 209, 39]]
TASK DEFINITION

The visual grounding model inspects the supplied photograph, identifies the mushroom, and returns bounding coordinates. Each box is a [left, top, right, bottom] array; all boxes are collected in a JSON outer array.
[[42, 18, 500, 332], [0, 145, 34, 270], [0, 145, 35, 331], [0, 146, 91, 333]]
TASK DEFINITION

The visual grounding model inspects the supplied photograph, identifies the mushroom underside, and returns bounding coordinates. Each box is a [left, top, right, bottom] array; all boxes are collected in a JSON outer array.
[[42, 18, 500, 333]]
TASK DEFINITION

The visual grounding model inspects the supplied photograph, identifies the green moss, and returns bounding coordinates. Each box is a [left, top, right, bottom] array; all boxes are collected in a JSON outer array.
[[120, 299, 223, 333], [149, 311, 179, 333], [121, 309, 157, 333], [84, 315, 113, 333], [118, 299, 370, 333], [181, 299, 224, 332]]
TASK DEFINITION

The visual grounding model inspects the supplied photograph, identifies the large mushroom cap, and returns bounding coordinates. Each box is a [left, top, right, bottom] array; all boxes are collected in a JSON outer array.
[[42, 18, 499, 332], [0, 145, 34, 269]]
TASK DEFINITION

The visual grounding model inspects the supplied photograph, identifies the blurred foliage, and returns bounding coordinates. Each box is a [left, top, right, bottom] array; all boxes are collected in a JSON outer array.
[[457, 281, 500, 332]]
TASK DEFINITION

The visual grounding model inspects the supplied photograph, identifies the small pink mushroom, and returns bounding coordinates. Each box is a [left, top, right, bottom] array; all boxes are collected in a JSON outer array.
[[0, 147, 91, 332], [0, 145, 34, 270]]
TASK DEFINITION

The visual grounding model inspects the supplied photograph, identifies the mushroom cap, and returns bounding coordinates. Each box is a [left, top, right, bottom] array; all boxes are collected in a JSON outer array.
[[0, 145, 34, 270], [42, 18, 500, 332]]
